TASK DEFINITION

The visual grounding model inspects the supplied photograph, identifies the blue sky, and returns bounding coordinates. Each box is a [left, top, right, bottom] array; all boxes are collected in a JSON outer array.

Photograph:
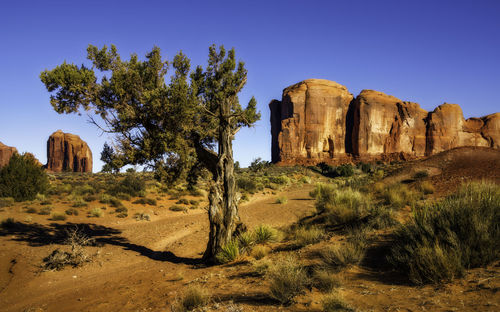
[[0, 0, 499, 171]]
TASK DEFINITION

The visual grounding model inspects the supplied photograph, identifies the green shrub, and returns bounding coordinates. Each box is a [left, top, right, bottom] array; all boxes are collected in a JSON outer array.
[[267, 256, 309, 305], [368, 207, 399, 229], [238, 232, 255, 253], [176, 198, 189, 205], [0, 197, 15, 208], [89, 207, 103, 218], [51, 212, 67, 221], [388, 181, 500, 285], [359, 162, 373, 174], [270, 175, 291, 185], [83, 195, 97, 202], [25, 207, 38, 214], [237, 177, 258, 193], [334, 164, 354, 177], [373, 169, 384, 179], [381, 183, 419, 208], [116, 192, 131, 201], [72, 197, 88, 208], [107, 174, 145, 197], [299, 176, 312, 184], [134, 212, 151, 221], [65, 208, 79, 216], [254, 224, 278, 244], [275, 196, 288, 204], [0, 153, 49, 201], [293, 226, 324, 247], [72, 184, 95, 196], [169, 205, 187, 212], [216, 239, 240, 263], [133, 198, 157, 205]]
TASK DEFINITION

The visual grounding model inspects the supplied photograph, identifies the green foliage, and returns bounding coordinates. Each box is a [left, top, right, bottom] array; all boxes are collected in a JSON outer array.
[[389, 181, 500, 284], [275, 196, 288, 204], [40, 44, 260, 186], [267, 256, 309, 305], [215, 239, 240, 263], [419, 181, 435, 195], [237, 177, 259, 193], [380, 183, 419, 208], [237, 231, 255, 253], [169, 205, 187, 212], [359, 162, 373, 174], [100, 142, 122, 173], [254, 224, 278, 244], [133, 198, 157, 205], [248, 157, 271, 172], [89, 207, 103, 218], [0, 153, 49, 201], [108, 174, 145, 197], [65, 208, 79, 216]]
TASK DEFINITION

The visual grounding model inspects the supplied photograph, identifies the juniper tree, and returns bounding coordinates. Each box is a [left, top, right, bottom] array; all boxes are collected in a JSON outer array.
[[40, 44, 260, 263]]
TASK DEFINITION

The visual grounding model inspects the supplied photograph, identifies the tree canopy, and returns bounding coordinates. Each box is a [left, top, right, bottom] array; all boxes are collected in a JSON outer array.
[[40, 44, 260, 263], [40, 44, 259, 183]]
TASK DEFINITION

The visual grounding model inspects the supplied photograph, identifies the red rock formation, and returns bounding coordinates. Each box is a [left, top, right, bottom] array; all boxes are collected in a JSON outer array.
[[270, 79, 499, 164], [0, 142, 18, 168], [269, 79, 353, 163], [46, 130, 92, 172], [351, 90, 428, 158]]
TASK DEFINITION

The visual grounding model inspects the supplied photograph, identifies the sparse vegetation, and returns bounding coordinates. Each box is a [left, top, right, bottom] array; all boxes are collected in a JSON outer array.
[[419, 180, 435, 194], [175, 286, 209, 311], [389, 181, 500, 284], [321, 292, 354, 312], [320, 241, 366, 271], [312, 269, 341, 292], [216, 239, 240, 263], [254, 224, 278, 244], [0, 197, 15, 208], [275, 196, 288, 204], [89, 207, 103, 218], [267, 256, 309, 305], [38, 206, 52, 215], [251, 245, 271, 260], [292, 226, 324, 247], [0, 153, 49, 201], [169, 205, 187, 212], [51, 212, 67, 221]]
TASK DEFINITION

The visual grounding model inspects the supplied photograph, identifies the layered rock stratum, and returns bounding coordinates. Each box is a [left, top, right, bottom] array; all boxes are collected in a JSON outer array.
[[46, 130, 92, 172], [270, 79, 499, 164]]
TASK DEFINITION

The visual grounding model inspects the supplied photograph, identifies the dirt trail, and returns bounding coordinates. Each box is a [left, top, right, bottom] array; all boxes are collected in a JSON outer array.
[[0, 183, 316, 312]]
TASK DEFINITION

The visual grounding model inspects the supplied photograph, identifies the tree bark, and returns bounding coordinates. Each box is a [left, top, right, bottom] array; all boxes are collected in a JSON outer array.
[[202, 105, 240, 264]]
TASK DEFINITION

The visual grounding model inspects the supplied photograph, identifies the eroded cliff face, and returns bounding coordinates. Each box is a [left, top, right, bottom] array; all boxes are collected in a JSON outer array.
[[270, 79, 353, 163], [270, 79, 499, 164], [46, 130, 92, 173]]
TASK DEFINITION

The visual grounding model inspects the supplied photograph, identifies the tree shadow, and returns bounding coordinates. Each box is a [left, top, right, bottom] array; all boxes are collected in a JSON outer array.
[[0, 221, 201, 265]]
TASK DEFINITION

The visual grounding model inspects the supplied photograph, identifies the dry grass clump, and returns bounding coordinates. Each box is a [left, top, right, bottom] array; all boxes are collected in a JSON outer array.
[[267, 256, 309, 305], [389, 181, 500, 284], [134, 212, 151, 221], [321, 292, 354, 312], [172, 285, 210, 312], [65, 208, 79, 216], [419, 180, 435, 194], [169, 205, 187, 212], [251, 245, 271, 260], [50, 212, 67, 221], [292, 226, 324, 247], [38, 206, 52, 215], [380, 183, 419, 208], [320, 241, 365, 271], [312, 269, 341, 292], [42, 227, 95, 271]]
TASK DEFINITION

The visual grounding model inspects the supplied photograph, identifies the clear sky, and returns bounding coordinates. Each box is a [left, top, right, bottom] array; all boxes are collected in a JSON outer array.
[[1, 0, 499, 171]]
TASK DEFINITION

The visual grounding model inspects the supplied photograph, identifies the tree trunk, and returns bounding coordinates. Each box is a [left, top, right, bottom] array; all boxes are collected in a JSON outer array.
[[202, 107, 240, 264]]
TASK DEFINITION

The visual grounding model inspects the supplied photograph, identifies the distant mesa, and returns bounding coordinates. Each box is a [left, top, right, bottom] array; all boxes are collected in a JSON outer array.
[[270, 79, 500, 164], [46, 130, 93, 173], [0, 141, 42, 168], [0, 141, 18, 168]]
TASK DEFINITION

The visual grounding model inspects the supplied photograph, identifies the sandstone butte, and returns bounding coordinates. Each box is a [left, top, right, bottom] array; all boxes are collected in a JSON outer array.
[[270, 79, 500, 164], [46, 130, 93, 173], [0, 141, 18, 168]]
